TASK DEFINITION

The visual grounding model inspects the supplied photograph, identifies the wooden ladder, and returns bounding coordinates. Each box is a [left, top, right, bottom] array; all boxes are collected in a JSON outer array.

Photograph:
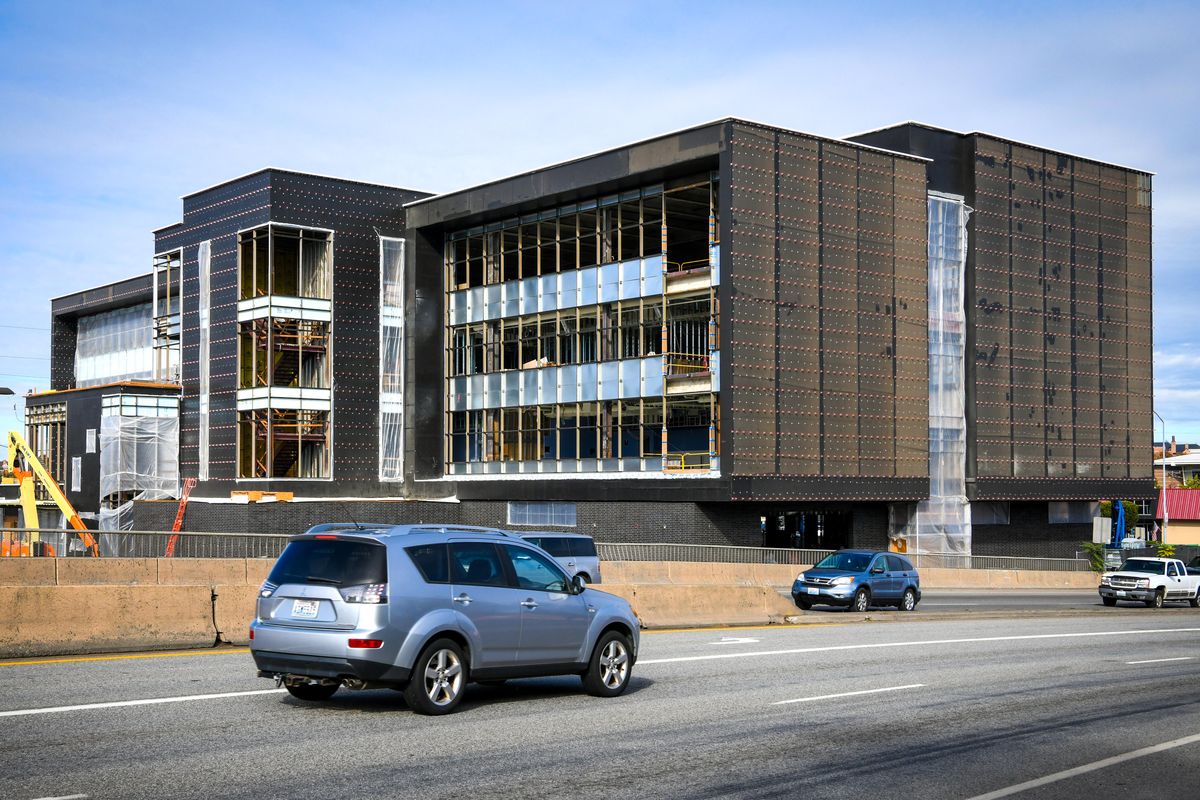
[[164, 477, 198, 557]]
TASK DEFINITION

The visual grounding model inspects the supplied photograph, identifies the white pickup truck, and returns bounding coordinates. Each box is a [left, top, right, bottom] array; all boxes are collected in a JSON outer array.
[[1098, 557, 1200, 608]]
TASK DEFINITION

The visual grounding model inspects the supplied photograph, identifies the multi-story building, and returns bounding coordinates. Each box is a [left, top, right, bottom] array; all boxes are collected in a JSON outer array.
[[26, 119, 1155, 558]]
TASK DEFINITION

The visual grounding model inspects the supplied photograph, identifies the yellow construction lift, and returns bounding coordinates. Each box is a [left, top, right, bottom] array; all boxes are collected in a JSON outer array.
[[1, 430, 99, 557]]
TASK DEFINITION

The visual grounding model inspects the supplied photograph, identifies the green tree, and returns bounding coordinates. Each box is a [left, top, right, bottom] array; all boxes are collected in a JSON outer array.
[[1080, 541, 1107, 573], [1157, 542, 1176, 558]]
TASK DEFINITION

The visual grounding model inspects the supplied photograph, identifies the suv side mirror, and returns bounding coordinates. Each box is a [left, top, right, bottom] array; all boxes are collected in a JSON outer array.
[[870, 566, 885, 575], [572, 574, 588, 594]]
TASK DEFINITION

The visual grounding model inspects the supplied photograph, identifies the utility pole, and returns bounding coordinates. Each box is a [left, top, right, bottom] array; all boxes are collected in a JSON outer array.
[[1154, 410, 1168, 543]]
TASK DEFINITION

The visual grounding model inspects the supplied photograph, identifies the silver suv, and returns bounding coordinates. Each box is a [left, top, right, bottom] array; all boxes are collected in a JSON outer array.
[[517, 532, 602, 583], [250, 524, 639, 715]]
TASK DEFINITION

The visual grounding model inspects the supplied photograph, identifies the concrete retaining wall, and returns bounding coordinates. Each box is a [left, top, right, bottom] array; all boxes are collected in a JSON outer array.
[[0, 558, 1101, 658]]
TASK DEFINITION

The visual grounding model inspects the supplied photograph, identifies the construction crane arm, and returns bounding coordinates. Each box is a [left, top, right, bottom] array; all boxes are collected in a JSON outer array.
[[6, 431, 99, 556]]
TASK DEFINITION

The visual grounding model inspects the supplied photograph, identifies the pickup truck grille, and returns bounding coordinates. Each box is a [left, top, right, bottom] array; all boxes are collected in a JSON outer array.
[[1109, 577, 1143, 589]]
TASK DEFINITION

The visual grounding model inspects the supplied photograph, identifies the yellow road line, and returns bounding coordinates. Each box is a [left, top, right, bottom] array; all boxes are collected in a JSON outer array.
[[0, 648, 250, 667]]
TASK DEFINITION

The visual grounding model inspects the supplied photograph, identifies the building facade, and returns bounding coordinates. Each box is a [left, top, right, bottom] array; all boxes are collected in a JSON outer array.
[[29, 119, 1156, 558]]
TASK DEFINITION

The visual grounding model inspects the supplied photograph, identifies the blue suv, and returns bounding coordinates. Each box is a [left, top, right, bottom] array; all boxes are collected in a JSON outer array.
[[791, 550, 921, 612]]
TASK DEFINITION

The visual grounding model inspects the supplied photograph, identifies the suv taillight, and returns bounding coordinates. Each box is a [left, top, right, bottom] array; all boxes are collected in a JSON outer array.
[[340, 583, 387, 604]]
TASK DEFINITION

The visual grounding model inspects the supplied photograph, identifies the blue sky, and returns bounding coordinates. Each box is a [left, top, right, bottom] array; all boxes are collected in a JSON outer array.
[[1, 0, 1197, 443]]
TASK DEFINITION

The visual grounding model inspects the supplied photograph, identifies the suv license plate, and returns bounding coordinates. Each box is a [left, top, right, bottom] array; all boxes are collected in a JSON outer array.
[[806, 587, 819, 595], [292, 599, 320, 619]]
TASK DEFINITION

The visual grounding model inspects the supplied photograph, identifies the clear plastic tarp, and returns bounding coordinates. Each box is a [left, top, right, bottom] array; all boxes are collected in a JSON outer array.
[[198, 240, 211, 480], [75, 303, 153, 387], [97, 413, 179, 538], [379, 237, 404, 481], [891, 194, 972, 555]]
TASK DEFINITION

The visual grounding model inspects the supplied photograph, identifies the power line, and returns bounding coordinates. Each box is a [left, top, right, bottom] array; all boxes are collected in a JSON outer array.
[[0, 324, 50, 331], [0, 355, 49, 361]]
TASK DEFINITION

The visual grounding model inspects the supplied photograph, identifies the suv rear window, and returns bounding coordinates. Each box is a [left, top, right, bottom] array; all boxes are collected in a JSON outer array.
[[571, 538, 597, 557], [528, 537, 572, 557], [268, 539, 387, 587]]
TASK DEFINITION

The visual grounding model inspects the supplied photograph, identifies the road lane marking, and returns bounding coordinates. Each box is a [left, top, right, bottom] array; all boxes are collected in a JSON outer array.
[[0, 688, 286, 718], [32, 795, 88, 799], [773, 683, 925, 705], [637, 627, 1200, 665], [962, 731, 1200, 800], [1125, 656, 1194, 664], [0, 649, 250, 668], [714, 637, 760, 645]]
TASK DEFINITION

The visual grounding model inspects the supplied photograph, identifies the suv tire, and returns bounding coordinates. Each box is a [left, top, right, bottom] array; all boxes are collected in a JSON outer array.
[[582, 630, 633, 697], [899, 588, 917, 611], [850, 588, 870, 613], [405, 638, 467, 715]]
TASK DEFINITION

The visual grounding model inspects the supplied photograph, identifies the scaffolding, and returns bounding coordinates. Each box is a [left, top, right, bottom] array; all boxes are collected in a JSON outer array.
[[24, 402, 66, 501], [238, 408, 329, 479], [238, 318, 330, 389], [152, 249, 182, 383]]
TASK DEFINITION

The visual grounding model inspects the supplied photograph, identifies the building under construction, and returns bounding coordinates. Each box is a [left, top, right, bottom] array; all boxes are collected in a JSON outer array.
[[25, 119, 1155, 558]]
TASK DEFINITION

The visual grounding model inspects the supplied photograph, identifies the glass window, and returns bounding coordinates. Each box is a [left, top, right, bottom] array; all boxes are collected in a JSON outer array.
[[449, 542, 508, 587], [886, 555, 911, 572], [1048, 501, 1098, 524], [407, 544, 449, 583], [504, 545, 569, 593], [528, 536, 572, 557], [507, 501, 578, 527], [267, 539, 387, 587], [971, 502, 1011, 525], [570, 537, 598, 558]]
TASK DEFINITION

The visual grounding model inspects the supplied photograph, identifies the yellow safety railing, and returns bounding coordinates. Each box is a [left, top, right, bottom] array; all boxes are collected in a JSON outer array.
[[662, 451, 712, 472], [664, 352, 709, 376]]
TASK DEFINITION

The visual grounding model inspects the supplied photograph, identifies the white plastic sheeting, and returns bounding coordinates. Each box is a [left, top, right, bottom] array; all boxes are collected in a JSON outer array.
[[197, 240, 211, 480], [379, 237, 404, 481], [75, 303, 153, 387], [97, 413, 180, 534], [891, 194, 972, 555]]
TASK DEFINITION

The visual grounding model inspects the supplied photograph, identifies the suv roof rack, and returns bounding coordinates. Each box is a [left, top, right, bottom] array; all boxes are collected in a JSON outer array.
[[407, 524, 512, 537]]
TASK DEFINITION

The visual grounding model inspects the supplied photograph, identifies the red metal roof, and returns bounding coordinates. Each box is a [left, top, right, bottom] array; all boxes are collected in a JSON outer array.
[[1156, 489, 1200, 521]]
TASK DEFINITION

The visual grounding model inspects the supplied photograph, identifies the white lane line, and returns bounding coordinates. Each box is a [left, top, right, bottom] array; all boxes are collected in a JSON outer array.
[[963, 731, 1200, 800], [0, 688, 286, 719], [921, 603, 982, 606], [32, 795, 89, 800], [638, 627, 1200, 666], [1126, 656, 1194, 665], [773, 683, 925, 705]]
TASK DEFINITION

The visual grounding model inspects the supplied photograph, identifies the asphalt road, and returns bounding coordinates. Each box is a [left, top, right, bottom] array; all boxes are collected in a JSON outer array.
[[3, 609, 1199, 800], [813, 588, 1109, 614]]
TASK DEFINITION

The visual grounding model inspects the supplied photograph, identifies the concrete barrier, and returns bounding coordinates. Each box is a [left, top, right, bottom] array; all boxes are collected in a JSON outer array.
[[595, 583, 800, 628], [0, 557, 1103, 658], [0, 585, 217, 658]]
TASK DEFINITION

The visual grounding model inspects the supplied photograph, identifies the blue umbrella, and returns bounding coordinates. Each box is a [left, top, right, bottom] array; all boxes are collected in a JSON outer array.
[[1110, 502, 1122, 546]]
